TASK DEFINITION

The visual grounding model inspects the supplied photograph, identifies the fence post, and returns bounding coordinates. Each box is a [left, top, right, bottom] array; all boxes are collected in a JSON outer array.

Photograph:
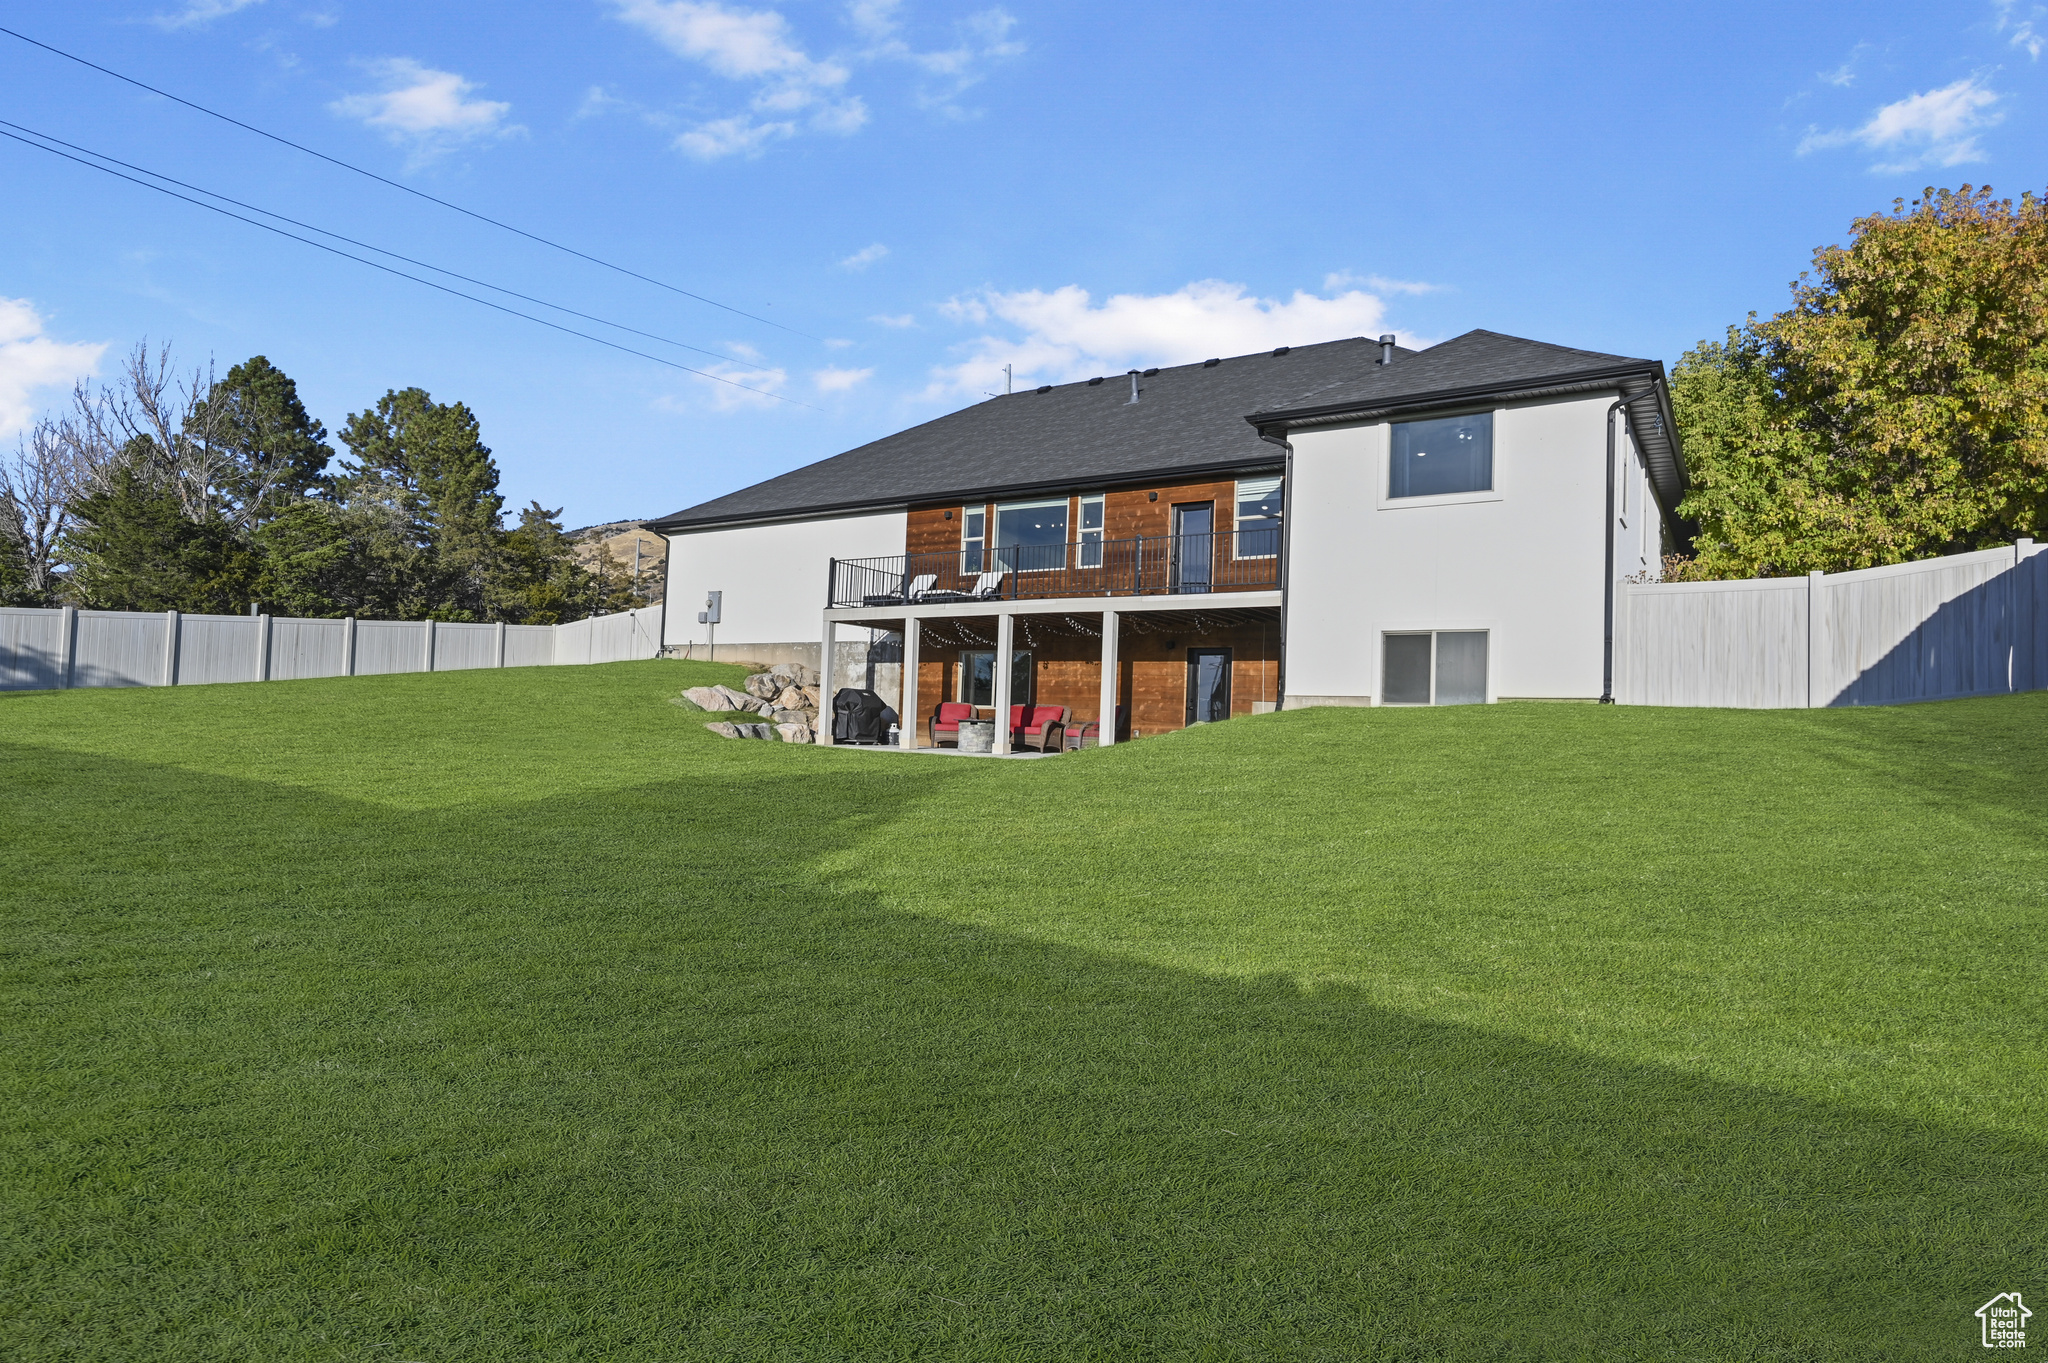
[[2020, 539, 2037, 694], [256, 613, 273, 682], [422, 619, 436, 673], [343, 617, 357, 677], [495, 620, 507, 667], [162, 610, 180, 687], [1806, 570, 1824, 708], [56, 605, 76, 688]]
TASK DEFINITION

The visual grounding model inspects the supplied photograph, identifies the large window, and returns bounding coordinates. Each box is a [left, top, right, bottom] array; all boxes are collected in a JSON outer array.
[[1078, 495, 1105, 568], [996, 499, 1070, 573], [961, 507, 986, 573], [959, 650, 1033, 707], [1389, 412, 1492, 499], [1383, 631, 1488, 705], [1235, 475, 1283, 557]]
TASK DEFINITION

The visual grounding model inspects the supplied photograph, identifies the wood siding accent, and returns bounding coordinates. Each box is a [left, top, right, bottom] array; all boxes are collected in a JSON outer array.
[[910, 615, 1280, 742], [906, 474, 1278, 559]]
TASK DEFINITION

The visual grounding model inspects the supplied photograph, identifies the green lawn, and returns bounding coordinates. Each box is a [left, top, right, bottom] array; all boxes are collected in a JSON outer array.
[[2, 659, 2043, 1361]]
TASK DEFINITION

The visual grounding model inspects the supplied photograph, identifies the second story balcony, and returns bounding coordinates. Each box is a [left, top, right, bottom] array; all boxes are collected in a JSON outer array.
[[828, 531, 1281, 610]]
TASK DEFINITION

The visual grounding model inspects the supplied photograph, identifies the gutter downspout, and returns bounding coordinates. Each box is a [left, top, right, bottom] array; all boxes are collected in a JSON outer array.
[[1258, 425, 1293, 710], [1603, 387, 1664, 704], [647, 526, 675, 657]]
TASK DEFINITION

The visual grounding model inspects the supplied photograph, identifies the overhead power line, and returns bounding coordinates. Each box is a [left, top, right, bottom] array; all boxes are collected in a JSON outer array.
[[0, 125, 817, 410], [0, 23, 814, 339], [0, 116, 774, 374]]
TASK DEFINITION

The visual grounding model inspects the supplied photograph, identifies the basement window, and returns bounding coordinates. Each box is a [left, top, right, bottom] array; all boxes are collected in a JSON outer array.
[[1383, 631, 1488, 705], [1389, 412, 1492, 498]]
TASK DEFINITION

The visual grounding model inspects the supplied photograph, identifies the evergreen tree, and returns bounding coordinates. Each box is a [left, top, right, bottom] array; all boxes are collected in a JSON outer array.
[[494, 502, 643, 624], [0, 523, 29, 606], [189, 355, 335, 524], [64, 455, 253, 612], [337, 388, 504, 619]]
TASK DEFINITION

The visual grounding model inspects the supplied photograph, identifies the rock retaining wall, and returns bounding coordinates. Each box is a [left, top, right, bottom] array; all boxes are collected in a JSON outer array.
[[684, 664, 822, 744]]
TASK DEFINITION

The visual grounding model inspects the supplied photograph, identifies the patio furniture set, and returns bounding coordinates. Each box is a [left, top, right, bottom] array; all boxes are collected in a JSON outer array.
[[860, 572, 1006, 608], [928, 703, 1131, 753]]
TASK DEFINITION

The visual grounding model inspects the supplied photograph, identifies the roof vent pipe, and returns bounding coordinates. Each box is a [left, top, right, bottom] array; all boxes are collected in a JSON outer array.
[[1127, 369, 1141, 404], [1378, 334, 1396, 366]]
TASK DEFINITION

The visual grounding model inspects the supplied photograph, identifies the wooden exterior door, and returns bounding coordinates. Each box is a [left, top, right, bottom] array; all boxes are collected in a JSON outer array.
[[1186, 647, 1232, 725]]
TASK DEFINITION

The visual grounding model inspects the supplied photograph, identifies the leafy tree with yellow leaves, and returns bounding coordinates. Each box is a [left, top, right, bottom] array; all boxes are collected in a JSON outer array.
[[1672, 186, 2048, 578]]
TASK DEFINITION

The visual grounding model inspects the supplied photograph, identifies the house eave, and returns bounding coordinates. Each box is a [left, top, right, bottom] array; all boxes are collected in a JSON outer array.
[[1245, 361, 1689, 535], [652, 455, 1288, 534]]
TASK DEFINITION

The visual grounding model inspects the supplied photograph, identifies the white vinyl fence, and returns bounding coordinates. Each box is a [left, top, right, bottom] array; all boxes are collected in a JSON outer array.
[[1617, 540, 2047, 708], [0, 604, 664, 692]]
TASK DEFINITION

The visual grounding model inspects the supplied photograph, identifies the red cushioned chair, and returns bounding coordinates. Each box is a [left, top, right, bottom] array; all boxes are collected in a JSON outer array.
[[1065, 705, 1129, 749], [928, 701, 976, 748], [1009, 704, 1069, 753]]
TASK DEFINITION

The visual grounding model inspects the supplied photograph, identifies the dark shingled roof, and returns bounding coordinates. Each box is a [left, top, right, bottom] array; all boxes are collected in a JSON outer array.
[[1246, 329, 1685, 512], [654, 330, 1682, 531]]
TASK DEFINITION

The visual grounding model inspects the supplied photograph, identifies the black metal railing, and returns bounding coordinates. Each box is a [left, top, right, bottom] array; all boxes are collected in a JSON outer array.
[[828, 532, 1281, 609]]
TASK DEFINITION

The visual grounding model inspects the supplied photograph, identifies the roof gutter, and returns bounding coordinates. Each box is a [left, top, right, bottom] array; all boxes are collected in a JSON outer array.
[[652, 455, 1288, 534], [1243, 361, 1663, 429], [1602, 387, 1666, 705]]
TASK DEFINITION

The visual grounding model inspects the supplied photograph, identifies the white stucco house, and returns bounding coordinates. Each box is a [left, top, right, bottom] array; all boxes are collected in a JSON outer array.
[[651, 330, 1685, 750]]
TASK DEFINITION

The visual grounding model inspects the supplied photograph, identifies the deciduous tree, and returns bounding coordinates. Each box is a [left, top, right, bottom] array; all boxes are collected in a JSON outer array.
[[1673, 186, 2048, 577]]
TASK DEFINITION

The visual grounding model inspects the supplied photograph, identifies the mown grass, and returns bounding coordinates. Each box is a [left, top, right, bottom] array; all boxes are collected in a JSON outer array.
[[2, 659, 2043, 1361]]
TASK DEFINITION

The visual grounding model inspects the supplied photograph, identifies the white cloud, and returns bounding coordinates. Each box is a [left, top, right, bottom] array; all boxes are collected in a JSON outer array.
[[0, 299, 106, 440], [1323, 270, 1441, 295], [674, 114, 794, 158], [926, 279, 1411, 397], [813, 365, 874, 392], [1798, 77, 2003, 171], [615, 0, 1017, 157], [851, 1, 1024, 117], [839, 242, 889, 271], [1996, 2, 2045, 59], [614, 0, 868, 158], [330, 59, 520, 166], [680, 361, 789, 411], [869, 312, 917, 327], [152, 0, 263, 29]]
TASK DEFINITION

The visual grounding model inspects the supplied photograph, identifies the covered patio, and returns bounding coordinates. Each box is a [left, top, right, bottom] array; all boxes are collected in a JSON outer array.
[[819, 592, 1283, 754]]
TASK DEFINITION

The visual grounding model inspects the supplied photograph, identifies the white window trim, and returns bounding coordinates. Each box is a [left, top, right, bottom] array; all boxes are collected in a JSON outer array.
[[960, 505, 987, 574], [1374, 626, 1495, 705], [1375, 408, 1506, 511], [1233, 475, 1283, 560], [1077, 493, 1106, 568], [995, 498, 1072, 573]]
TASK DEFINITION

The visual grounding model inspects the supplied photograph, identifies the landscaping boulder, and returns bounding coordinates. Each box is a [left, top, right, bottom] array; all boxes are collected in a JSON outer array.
[[775, 723, 813, 744], [685, 685, 733, 711], [703, 721, 742, 739], [772, 707, 808, 725], [743, 673, 781, 700], [775, 685, 807, 710], [710, 684, 753, 710], [741, 722, 773, 739]]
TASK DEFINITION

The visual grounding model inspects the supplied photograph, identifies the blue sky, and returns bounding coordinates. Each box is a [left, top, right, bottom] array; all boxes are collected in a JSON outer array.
[[2, 0, 2041, 526]]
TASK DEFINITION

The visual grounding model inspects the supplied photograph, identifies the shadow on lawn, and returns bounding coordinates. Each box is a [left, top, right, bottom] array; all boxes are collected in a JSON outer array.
[[2, 742, 2036, 1363]]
